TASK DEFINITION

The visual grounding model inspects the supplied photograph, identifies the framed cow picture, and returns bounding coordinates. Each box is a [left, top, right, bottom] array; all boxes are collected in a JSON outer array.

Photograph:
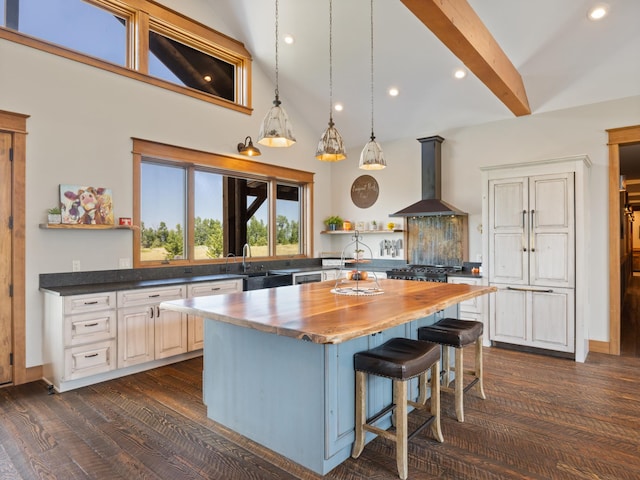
[[59, 184, 114, 225]]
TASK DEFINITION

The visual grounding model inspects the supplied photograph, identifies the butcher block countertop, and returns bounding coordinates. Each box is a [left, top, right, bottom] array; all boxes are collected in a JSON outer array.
[[161, 279, 496, 344]]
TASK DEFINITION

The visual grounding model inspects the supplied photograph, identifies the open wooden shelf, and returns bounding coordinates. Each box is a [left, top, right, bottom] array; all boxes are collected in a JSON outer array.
[[320, 229, 403, 235], [39, 223, 133, 230]]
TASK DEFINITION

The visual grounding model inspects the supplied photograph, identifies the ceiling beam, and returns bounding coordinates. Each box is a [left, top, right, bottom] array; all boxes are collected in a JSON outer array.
[[400, 0, 531, 117]]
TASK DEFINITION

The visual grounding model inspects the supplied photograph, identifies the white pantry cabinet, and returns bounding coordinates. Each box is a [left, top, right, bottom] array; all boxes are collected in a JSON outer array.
[[187, 279, 242, 351], [448, 276, 488, 346], [481, 156, 591, 361]]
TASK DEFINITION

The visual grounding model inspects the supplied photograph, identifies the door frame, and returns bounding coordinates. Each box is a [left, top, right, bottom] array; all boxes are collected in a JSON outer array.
[[0, 109, 31, 385], [606, 125, 640, 356]]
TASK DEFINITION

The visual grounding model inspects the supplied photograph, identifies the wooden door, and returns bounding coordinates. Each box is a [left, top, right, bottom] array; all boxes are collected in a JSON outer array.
[[529, 173, 575, 288], [489, 177, 529, 285], [0, 132, 12, 385]]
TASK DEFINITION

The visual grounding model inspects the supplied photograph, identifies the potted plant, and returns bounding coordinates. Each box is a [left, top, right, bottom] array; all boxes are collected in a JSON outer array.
[[47, 206, 62, 224], [371, 220, 377, 231], [325, 215, 343, 231]]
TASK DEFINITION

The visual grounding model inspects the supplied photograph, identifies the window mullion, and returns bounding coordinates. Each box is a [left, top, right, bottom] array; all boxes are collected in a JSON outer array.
[[133, 10, 149, 73], [187, 165, 196, 262], [268, 181, 277, 257]]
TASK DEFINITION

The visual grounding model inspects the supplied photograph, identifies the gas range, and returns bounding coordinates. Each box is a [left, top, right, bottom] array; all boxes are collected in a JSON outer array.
[[386, 265, 462, 283]]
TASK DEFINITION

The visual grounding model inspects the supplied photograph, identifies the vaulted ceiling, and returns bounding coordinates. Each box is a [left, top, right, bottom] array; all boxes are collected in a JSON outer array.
[[200, 0, 640, 172]]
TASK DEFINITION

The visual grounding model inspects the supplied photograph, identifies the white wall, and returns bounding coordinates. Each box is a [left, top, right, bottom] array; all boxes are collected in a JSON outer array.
[[1, 3, 639, 365], [329, 96, 640, 343], [0, 32, 332, 367]]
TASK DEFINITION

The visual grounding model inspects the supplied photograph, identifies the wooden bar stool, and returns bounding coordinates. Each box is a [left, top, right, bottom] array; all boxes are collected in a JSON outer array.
[[351, 337, 443, 480], [418, 318, 485, 423]]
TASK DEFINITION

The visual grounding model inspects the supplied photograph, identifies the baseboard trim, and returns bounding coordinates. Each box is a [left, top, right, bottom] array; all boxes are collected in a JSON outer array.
[[589, 340, 611, 354]]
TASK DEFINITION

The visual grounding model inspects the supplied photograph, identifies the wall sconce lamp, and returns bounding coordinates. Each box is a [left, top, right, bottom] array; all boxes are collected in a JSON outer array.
[[237, 136, 262, 156]]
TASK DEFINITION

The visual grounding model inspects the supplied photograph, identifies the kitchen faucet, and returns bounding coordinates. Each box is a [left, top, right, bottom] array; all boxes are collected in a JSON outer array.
[[242, 243, 251, 273]]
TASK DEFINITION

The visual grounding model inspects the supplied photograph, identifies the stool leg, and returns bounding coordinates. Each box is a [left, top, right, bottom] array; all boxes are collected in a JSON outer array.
[[476, 336, 486, 400], [455, 347, 464, 422], [394, 379, 408, 480], [352, 371, 366, 459], [442, 345, 451, 388], [417, 371, 428, 405], [430, 361, 444, 443]]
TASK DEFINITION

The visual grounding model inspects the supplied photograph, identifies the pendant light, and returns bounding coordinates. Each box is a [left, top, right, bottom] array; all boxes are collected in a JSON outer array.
[[315, 0, 346, 162], [359, 0, 386, 170], [258, 0, 296, 148]]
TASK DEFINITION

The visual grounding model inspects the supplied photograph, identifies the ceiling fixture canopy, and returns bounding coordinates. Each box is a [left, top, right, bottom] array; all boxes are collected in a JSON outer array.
[[316, 0, 346, 162], [257, 0, 296, 148], [359, 0, 386, 170], [237, 136, 261, 156]]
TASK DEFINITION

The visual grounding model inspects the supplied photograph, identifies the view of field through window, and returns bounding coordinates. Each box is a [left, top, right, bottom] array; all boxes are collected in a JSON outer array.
[[140, 160, 301, 261]]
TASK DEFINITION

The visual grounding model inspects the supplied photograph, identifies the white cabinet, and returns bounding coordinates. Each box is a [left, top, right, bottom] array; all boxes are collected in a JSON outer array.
[[482, 156, 591, 360], [117, 285, 186, 367], [187, 279, 242, 351], [489, 173, 574, 288], [448, 276, 487, 344], [322, 269, 339, 281], [43, 292, 117, 390], [490, 284, 575, 353]]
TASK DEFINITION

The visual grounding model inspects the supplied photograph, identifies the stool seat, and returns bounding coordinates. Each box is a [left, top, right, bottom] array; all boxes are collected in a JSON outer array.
[[352, 337, 443, 479], [354, 337, 441, 380], [418, 318, 485, 423], [418, 318, 483, 347]]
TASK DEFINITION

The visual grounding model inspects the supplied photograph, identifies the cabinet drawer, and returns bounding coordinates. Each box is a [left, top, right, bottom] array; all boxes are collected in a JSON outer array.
[[64, 292, 116, 315], [64, 340, 116, 381], [117, 285, 185, 307], [65, 310, 116, 346], [188, 280, 242, 297]]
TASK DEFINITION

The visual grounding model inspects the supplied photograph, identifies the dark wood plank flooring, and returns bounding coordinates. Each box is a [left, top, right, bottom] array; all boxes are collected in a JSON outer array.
[[2, 347, 640, 479], [621, 273, 640, 356]]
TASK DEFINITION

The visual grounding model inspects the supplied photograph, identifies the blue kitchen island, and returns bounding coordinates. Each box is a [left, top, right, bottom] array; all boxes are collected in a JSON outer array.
[[161, 278, 495, 475]]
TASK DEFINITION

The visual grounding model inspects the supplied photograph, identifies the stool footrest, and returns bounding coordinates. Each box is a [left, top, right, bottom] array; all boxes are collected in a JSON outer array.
[[407, 415, 436, 442], [463, 377, 479, 394], [366, 403, 395, 427]]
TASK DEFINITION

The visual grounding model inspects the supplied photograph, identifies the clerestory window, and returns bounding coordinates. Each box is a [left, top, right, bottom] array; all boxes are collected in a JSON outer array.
[[0, 0, 251, 113], [133, 139, 313, 268]]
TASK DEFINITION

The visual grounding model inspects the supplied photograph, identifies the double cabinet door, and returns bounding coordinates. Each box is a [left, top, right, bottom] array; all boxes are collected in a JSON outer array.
[[117, 286, 187, 368], [489, 173, 574, 288]]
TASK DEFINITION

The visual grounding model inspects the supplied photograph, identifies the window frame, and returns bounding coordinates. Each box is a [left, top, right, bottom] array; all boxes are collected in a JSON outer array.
[[132, 138, 314, 268], [0, 0, 252, 114]]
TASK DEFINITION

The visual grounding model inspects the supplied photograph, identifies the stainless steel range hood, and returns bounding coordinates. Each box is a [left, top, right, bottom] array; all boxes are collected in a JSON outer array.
[[391, 136, 467, 217]]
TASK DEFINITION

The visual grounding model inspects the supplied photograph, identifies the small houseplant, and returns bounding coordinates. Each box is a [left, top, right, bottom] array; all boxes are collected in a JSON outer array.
[[324, 215, 343, 231], [47, 206, 62, 224]]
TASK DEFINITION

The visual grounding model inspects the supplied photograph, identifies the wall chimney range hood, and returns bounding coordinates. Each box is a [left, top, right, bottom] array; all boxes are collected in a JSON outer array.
[[391, 136, 467, 217]]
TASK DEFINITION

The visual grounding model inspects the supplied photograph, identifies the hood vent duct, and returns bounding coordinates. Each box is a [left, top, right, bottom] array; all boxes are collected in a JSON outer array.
[[391, 135, 467, 217]]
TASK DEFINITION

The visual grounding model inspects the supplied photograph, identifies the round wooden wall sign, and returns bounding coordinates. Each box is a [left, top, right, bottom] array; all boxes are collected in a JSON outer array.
[[350, 175, 379, 209]]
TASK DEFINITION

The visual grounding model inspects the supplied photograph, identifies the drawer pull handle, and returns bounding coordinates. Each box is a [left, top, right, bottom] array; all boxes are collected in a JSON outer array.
[[84, 301, 99, 305], [149, 294, 161, 298], [507, 286, 553, 293], [84, 323, 99, 327], [84, 353, 99, 358], [211, 287, 221, 291]]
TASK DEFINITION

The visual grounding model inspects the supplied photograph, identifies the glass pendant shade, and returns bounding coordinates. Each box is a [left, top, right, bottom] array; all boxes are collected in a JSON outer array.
[[316, 119, 346, 161], [258, 98, 296, 147], [257, 0, 295, 148], [359, 135, 386, 170]]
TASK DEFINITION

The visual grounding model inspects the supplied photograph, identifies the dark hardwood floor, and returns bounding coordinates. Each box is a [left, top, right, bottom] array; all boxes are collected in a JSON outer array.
[[621, 273, 640, 356], [2, 346, 640, 480]]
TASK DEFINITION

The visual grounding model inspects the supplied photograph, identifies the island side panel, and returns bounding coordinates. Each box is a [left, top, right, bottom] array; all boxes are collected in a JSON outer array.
[[203, 318, 332, 474]]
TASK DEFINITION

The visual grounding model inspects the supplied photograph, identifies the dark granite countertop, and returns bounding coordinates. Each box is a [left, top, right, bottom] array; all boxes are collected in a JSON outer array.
[[40, 274, 247, 296]]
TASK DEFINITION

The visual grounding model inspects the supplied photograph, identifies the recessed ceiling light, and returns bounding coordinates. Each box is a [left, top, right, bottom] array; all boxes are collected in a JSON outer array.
[[203, 75, 212, 82], [334, 103, 343, 112], [588, 3, 609, 20], [388, 87, 399, 97], [454, 68, 467, 79], [283, 34, 294, 44]]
